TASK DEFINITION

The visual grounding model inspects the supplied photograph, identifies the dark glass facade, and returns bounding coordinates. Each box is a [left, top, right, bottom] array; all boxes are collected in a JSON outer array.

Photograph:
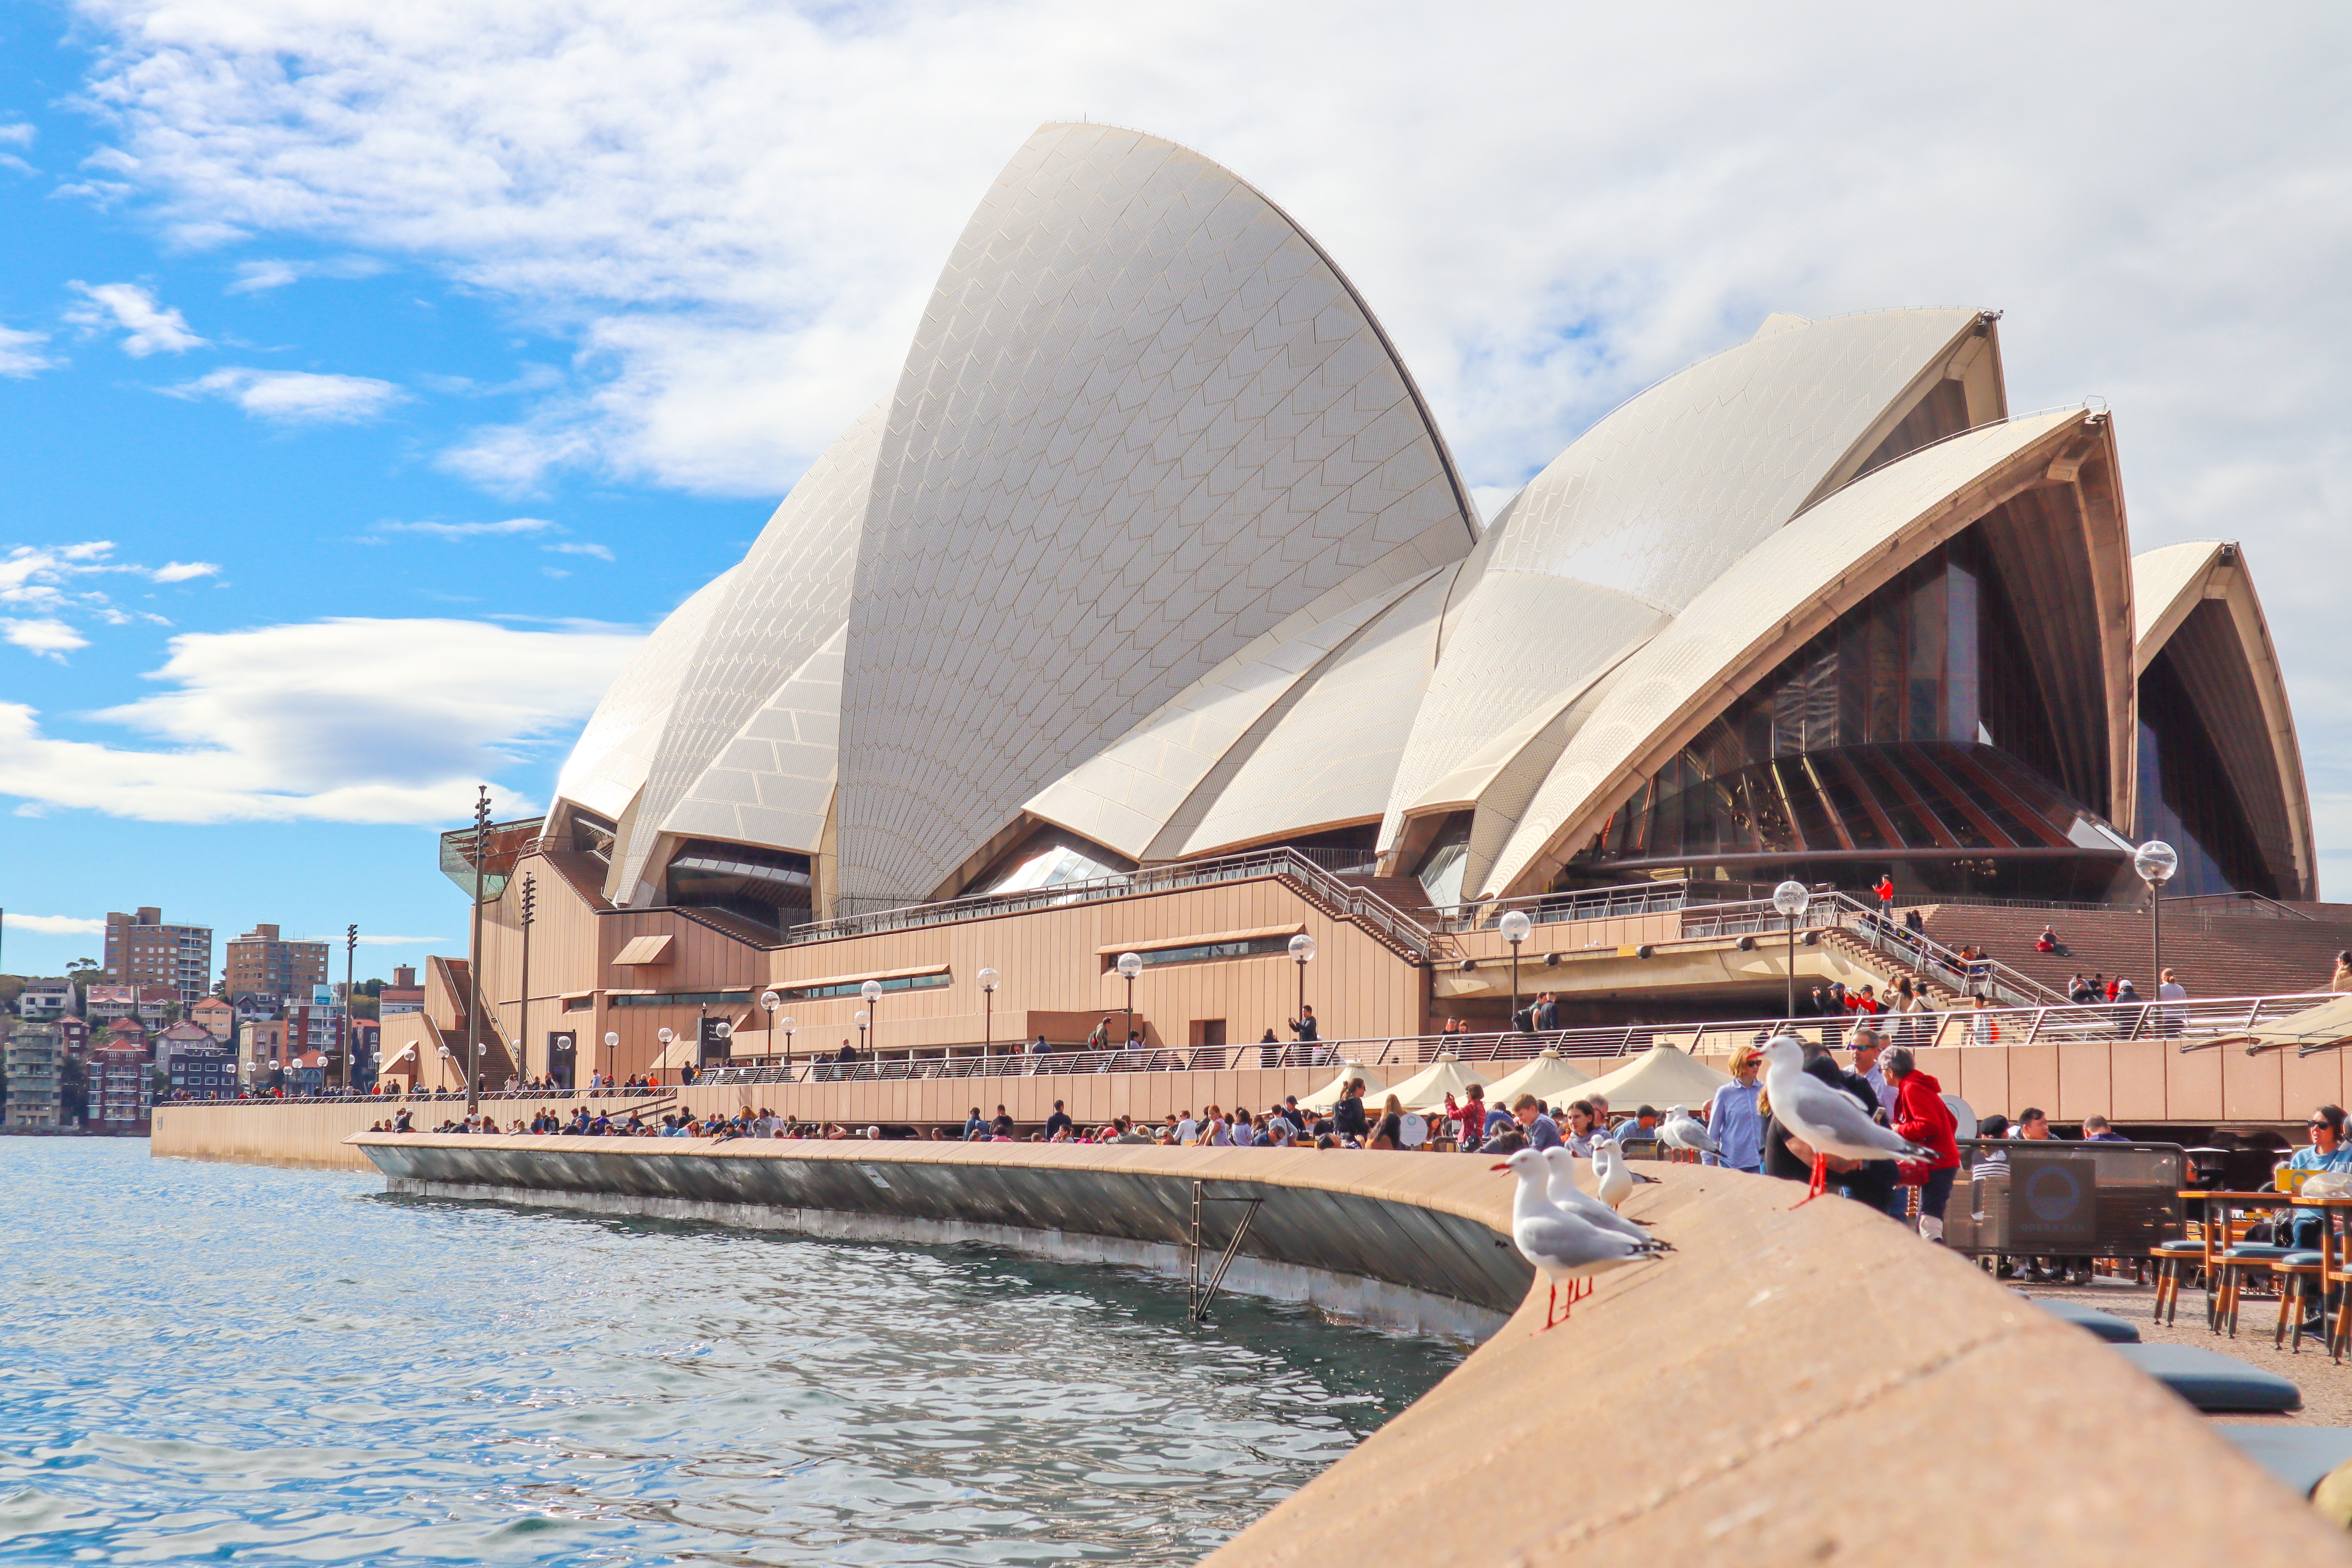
[[2136, 648, 2272, 898], [666, 839, 814, 933], [1572, 535, 2132, 897]]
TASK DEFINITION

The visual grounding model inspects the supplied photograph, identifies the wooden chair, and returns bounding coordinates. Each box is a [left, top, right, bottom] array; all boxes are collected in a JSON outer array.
[[2215, 1243, 2299, 1338], [2274, 1253, 2329, 1352], [2149, 1235, 2207, 1327]]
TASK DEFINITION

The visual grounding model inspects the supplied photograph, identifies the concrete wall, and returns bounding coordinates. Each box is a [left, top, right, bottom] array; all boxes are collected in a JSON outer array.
[[341, 1135, 2345, 1562]]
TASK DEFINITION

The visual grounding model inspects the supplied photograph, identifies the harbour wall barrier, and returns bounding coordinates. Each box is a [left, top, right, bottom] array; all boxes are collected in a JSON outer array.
[[347, 1135, 2343, 1564]]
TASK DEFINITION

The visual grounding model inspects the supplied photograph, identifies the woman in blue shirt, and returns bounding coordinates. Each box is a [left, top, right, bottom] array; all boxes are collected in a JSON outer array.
[[2287, 1104, 2352, 1250]]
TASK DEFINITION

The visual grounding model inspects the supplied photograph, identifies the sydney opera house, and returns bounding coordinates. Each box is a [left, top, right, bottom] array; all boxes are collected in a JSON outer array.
[[387, 123, 2314, 1090]]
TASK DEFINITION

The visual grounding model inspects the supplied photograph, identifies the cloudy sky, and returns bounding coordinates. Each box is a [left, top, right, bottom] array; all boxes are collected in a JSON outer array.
[[1, 0, 2347, 979]]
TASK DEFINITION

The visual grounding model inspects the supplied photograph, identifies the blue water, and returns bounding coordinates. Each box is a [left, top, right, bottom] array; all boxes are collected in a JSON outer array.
[[0, 1140, 1460, 1566]]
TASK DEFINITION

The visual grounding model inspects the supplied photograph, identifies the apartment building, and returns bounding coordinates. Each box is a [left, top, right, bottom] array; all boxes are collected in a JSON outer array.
[[16, 977, 76, 1020], [104, 908, 214, 1003], [3, 1023, 62, 1127], [225, 924, 330, 1002], [87, 1040, 153, 1132]]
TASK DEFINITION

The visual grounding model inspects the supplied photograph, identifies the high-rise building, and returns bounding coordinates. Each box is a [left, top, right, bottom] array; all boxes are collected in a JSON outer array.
[[225, 924, 330, 1002], [104, 908, 214, 1004], [3, 1023, 62, 1127]]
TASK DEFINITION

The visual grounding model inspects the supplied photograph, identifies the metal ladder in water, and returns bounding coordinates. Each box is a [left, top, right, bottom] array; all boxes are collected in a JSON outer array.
[[1185, 1181, 1265, 1324]]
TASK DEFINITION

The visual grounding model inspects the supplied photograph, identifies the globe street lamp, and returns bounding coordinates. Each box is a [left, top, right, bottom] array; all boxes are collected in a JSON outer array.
[[861, 979, 884, 1058], [978, 966, 1000, 1061], [1772, 880, 1811, 1020], [854, 1010, 870, 1053], [760, 990, 782, 1069], [780, 1016, 797, 1074], [1116, 951, 1143, 1053], [2134, 840, 2179, 1005], [656, 1027, 674, 1091], [602, 1030, 619, 1094], [1499, 910, 1533, 1034], [1287, 934, 1315, 1062], [709, 1018, 732, 1081]]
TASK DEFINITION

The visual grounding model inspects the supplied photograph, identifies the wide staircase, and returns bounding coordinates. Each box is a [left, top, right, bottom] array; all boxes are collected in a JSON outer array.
[[1915, 900, 2352, 1000], [1815, 925, 1969, 1007]]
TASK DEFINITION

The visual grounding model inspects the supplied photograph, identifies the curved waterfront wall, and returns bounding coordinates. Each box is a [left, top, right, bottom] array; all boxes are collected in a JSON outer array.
[[352, 1135, 2342, 1562]]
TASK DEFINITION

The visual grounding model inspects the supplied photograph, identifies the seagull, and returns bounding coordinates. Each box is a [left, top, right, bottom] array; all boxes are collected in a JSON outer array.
[[1591, 1135, 1635, 1211], [1759, 1036, 1936, 1207], [1658, 1105, 1720, 1161], [1539, 1145, 1668, 1312], [1495, 1148, 1668, 1330]]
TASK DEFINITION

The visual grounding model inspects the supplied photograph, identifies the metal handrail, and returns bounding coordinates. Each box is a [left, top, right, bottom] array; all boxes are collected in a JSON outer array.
[[169, 991, 2344, 1101], [784, 846, 1436, 957], [1678, 891, 2069, 1007], [1424, 879, 1700, 934]]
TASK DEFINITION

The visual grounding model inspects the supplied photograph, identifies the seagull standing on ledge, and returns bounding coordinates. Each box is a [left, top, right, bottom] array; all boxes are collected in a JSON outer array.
[[1759, 1036, 1936, 1207], [1591, 1136, 1634, 1211], [1659, 1105, 1719, 1161], [1496, 1149, 1667, 1330], [1540, 1146, 1668, 1310]]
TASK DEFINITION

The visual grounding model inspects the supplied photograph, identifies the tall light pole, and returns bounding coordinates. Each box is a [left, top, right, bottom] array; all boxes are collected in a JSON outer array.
[[854, 1010, 869, 1053], [978, 966, 999, 1061], [760, 989, 782, 1069], [342, 923, 357, 1094], [464, 785, 489, 1118], [1287, 933, 1314, 1060], [861, 979, 883, 1058], [1773, 880, 1810, 1020], [516, 872, 535, 1089], [655, 1026, 675, 1087], [602, 1029, 618, 1093], [2134, 840, 2179, 1004], [1499, 911, 1532, 1034], [1116, 951, 1143, 1050]]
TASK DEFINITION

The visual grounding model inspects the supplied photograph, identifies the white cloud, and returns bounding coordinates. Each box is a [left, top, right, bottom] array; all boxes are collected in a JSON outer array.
[[54, 0, 2352, 860], [0, 123, 34, 148], [1, 913, 105, 936], [65, 279, 205, 356], [0, 323, 56, 377], [0, 616, 641, 824], [2, 619, 91, 659], [170, 366, 403, 423], [374, 517, 556, 540], [543, 541, 612, 560], [150, 560, 219, 583], [225, 254, 385, 293]]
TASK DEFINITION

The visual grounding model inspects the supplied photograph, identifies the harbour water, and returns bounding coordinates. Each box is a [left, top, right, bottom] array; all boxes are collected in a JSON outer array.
[[0, 1139, 1461, 1566]]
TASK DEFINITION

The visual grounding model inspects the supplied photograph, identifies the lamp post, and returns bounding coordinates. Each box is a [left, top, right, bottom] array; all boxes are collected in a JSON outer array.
[[861, 979, 883, 1057], [602, 1030, 618, 1093], [656, 1026, 674, 1087], [2134, 840, 2179, 999], [1772, 880, 1810, 1020], [978, 966, 999, 1061], [343, 923, 357, 1094], [516, 872, 535, 1088], [760, 989, 782, 1069], [1287, 934, 1315, 1061], [708, 1018, 731, 1080], [464, 784, 490, 1117], [1116, 951, 1143, 1050], [1499, 910, 1532, 1034], [854, 1010, 870, 1052], [436, 1042, 453, 1096]]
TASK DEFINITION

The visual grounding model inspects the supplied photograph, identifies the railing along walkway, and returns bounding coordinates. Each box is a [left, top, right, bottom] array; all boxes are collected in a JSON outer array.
[[1679, 889, 2071, 1007]]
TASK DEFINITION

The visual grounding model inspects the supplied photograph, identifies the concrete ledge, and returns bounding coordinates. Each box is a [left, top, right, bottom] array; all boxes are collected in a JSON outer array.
[[352, 1134, 2352, 1565]]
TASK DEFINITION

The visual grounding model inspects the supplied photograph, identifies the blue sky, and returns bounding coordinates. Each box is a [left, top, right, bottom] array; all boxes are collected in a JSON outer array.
[[2, 1, 2347, 981]]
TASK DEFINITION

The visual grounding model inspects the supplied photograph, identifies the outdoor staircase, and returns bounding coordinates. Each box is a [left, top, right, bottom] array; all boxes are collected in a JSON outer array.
[[1815, 926, 1968, 1008], [1915, 902, 2352, 1000], [1272, 866, 1435, 965]]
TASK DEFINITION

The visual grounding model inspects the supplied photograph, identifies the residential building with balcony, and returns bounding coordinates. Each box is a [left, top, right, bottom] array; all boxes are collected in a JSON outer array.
[[4, 1023, 62, 1127], [104, 907, 213, 1004], [225, 925, 329, 1004]]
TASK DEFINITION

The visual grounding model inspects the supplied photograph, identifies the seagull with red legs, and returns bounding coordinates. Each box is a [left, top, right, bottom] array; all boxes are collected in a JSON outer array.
[[1758, 1035, 1936, 1207], [1494, 1147, 1667, 1331]]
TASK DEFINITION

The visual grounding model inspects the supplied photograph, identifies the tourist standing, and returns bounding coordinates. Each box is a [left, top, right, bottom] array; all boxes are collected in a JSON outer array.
[[1884, 1046, 1960, 1240], [2158, 968, 2187, 1038], [1702, 1045, 1765, 1172]]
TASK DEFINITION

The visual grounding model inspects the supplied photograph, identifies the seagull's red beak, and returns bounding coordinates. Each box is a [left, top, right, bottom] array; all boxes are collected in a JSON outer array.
[[1490, 1161, 1511, 1171]]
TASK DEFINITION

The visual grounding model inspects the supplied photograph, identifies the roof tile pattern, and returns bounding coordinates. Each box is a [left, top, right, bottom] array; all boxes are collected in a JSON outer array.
[[655, 624, 846, 857], [835, 122, 1475, 905], [554, 567, 737, 823], [614, 401, 886, 895]]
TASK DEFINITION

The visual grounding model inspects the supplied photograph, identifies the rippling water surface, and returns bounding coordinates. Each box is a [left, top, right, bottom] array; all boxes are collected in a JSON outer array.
[[0, 1139, 1462, 1566]]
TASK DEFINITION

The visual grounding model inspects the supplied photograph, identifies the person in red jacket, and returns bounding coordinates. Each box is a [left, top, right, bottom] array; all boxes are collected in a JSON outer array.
[[1884, 1046, 1961, 1242]]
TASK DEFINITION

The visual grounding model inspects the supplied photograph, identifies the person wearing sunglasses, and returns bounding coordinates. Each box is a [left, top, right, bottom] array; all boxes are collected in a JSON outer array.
[[2285, 1107, 2352, 1336]]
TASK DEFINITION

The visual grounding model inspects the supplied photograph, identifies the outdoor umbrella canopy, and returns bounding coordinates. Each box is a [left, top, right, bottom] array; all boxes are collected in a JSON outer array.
[[1483, 1049, 1595, 1108], [1377, 1053, 1491, 1112], [1300, 1060, 1388, 1113], [1574, 1044, 1733, 1107]]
